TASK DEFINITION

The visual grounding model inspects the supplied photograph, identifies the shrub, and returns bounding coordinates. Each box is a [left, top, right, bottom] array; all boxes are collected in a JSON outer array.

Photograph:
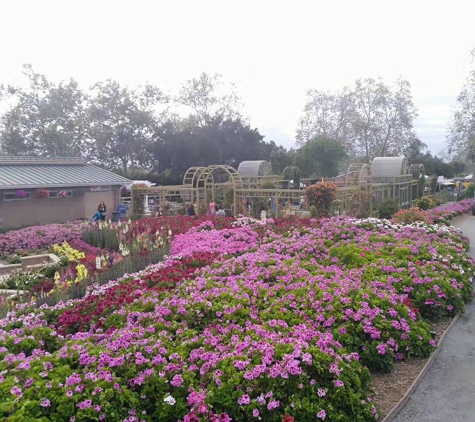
[[377, 200, 400, 219], [416, 197, 436, 210], [305, 182, 338, 217], [392, 207, 434, 225], [131, 183, 149, 215], [459, 184, 475, 201], [436, 188, 453, 204], [260, 181, 277, 189], [309, 205, 318, 217]]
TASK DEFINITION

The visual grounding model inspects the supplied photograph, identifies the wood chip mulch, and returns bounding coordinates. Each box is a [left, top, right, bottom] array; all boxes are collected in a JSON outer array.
[[371, 317, 453, 417]]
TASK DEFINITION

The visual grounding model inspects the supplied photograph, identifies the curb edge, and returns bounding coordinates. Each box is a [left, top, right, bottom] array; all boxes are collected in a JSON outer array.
[[381, 312, 460, 422]]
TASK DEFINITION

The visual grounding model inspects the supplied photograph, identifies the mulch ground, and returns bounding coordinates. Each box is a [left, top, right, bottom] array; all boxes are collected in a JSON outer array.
[[371, 317, 453, 417]]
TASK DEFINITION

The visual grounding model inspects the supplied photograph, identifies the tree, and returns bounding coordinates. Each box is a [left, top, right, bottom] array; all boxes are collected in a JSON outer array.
[[297, 77, 418, 163], [447, 74, 475, 161], [87, 80, 167, 175], [268, 145, 295, 175], [0, 64, 88, 157], [152, 117, 275, 184], [402, 138, 428, 163], [352, 78, 418, 162], [296, 88, 355, 153], [176, 72, 243, 126], [295, 137, 348, 178]]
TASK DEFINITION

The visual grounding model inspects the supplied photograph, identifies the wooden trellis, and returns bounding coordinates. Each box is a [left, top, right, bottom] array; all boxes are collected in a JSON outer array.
[[129, 158, 427, 219]]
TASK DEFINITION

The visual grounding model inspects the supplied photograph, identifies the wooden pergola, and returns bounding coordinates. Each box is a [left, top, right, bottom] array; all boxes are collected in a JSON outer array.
[[129, 158, 427, 219]]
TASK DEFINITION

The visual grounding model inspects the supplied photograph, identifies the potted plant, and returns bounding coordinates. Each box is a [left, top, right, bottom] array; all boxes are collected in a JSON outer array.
[[15, 190, 28, 199], [34, 188, 50, 198]]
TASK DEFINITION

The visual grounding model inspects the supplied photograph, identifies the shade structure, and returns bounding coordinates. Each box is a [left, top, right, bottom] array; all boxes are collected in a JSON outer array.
[[237, 160, 273, 177], [371, 157, 409, 179]]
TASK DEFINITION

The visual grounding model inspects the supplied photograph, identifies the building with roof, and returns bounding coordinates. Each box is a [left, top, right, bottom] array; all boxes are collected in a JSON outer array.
[[0, 156, 131, 229]]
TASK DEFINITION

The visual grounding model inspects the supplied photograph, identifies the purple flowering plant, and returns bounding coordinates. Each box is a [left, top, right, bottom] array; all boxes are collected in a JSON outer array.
[[0, 203, 474, 421], [15, 190, 29, 199]]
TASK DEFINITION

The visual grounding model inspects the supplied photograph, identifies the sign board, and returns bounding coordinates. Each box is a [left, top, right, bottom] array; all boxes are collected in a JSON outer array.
[[90, 186, 111, 192]]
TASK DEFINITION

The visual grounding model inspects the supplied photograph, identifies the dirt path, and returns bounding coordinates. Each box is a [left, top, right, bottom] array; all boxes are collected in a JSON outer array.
[[393, 215, 475, 422]]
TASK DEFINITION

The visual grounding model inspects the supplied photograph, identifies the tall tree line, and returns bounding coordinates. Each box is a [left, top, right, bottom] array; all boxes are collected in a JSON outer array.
[[0, 66, 286, 183], [0, 64, 468, 183]]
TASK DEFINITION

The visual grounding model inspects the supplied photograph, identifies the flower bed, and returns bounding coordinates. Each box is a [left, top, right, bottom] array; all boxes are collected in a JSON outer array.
[[0, 222, 84, 254], [0, 213, 474, 421]]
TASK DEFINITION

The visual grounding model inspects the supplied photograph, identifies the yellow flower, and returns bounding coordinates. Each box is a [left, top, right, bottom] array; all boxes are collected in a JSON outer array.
[[52, 242, 85, 262]]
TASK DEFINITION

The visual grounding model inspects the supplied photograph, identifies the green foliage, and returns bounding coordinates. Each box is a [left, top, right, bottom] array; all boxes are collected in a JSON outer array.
[[260, 181, 277, 189], [82, 226, 121, 251], [131, 184, 148, 216], [348, 190, 373, 218], [90, 247, 169, 289], [0, 64, 88, 157], [282, 166, 301, 189], [466, 184, 475, 198], [223, 189, 234, 209], [415, 196, 436, 210], [436, 188, 454, 204], [377, 200, 400, 219], [251, 197, 269, 218], [309, 205, 318, 217], [295, 136, 348, 178]]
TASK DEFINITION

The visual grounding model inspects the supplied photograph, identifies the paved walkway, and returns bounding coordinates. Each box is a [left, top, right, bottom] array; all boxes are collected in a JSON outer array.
[[393, 215, 475, 422]]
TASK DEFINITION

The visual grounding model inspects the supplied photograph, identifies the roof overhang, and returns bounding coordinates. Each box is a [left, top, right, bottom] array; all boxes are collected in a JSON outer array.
[[1, 182, 125, 190]]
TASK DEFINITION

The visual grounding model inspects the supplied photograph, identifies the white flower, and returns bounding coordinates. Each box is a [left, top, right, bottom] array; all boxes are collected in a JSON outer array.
[[164, 395, 176, 405]]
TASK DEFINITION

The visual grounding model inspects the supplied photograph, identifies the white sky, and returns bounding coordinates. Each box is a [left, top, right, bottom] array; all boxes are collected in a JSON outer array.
[[1, 0, 474, 156]]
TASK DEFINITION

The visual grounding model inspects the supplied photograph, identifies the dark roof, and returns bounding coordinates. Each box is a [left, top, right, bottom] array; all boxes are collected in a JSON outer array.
[[0, 156, 131, 189]]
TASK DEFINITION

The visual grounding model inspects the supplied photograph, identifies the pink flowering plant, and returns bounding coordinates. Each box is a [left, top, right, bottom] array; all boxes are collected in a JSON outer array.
[[0, 222, 84, 254], [34, 188, 50, 198], [0, 209, 474, 421]]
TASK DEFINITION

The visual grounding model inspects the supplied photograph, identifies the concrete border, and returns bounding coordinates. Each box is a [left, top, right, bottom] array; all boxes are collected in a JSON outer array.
[[382, 313, 461, 422]]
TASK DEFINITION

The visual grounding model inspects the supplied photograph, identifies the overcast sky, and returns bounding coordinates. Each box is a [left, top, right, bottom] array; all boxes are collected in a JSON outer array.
[[1, 0, 474, 156]]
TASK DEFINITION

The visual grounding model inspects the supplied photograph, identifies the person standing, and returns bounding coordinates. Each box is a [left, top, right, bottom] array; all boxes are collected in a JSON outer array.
[[97, 201, 107, 221], [187, 203, 196, 216]]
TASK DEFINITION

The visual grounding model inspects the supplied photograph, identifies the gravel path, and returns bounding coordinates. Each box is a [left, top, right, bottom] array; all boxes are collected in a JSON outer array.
[[393, 214, 475, 422]]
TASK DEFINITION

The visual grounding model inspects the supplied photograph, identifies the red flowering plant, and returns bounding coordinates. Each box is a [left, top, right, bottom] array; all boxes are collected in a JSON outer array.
[[392, 207, 434, 225], [57, 251, 218, 333], [305, 181, 338, 217]]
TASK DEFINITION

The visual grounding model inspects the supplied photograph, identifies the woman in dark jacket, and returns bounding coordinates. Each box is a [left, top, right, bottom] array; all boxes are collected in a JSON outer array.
[[98, 201, 107, 221], [187, 203, 196, 216]]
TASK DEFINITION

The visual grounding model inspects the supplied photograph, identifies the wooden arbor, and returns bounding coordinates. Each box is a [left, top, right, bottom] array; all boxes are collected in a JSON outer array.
[[334, 158, 427, 217], [194, 165, 243, 213], [134, 165, 243, 215]]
